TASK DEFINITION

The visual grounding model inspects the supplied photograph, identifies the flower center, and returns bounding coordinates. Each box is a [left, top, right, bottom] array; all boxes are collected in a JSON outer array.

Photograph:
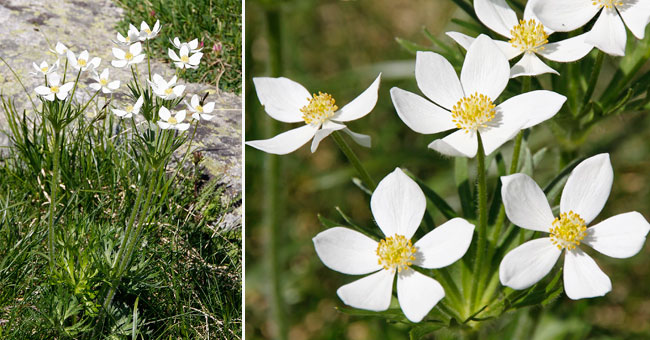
[[181, 55, 189, 63], [125, 36, 131, 42], [125, 52, 134, 61], [593, 0, 623, 8], [168, 116, 178, 125], [41, 66, 48, 72], [451, 92, 496, 133], [145, 28, 152, 34], [196, 105, 203, 112], [100, 78, 108, 86], [301, 92, 338, 125], [50, 86, 60, 93], [164, 88, 173, 95], [78, 58, 87, 66], [509, 19, 549, 53], [549, 211, 587, 251], [376, 235, 416, 272], [126, 105, 134, 112]]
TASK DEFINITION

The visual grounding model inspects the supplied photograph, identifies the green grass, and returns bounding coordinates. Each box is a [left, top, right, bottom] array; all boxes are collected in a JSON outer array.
[[115, 0, 242, 93]]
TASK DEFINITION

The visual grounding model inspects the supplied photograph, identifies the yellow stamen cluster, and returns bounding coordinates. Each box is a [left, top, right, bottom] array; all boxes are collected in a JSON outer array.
[[181, 55, 190, 63], [376, 235, 416, 272], [50, 86, 60, 93], [451, 93, 496, 133], [593, 0, 623, 9], [168, 116, 178, 125], [509, 19, 549, 53], [145, 29, 152, 34], [549, 211, 587, 250], [41, 66, 48, 72], [78, 59, 87, 66], [126, 105, 134, 112], [164, 88, 173, 95], [100, 78, 108, 86], [125, 52, 134, 61], [196, 105, 204, 112], [301, 92, 338, 125]]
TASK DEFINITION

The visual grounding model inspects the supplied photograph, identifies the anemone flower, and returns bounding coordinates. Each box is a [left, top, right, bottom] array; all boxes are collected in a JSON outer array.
[[89, 68, 121, 94], [112, 96, 144, 119], [245, 74, 381, 154], [186, 94, 215, 121], [170, 37, 202, 53], [111, 42, 146, 68], [34, 73, 74, 101], [139, 20, 161, 41], [148, 74, 185, 100], [114, 24, 141, 46], [67, 50, 101, 72], [390, 35, 566, 158], [158, 107, 190, 131], [499, 154, 650, 299], [169, 45, 202, 69], [31, 60, 58, 76]]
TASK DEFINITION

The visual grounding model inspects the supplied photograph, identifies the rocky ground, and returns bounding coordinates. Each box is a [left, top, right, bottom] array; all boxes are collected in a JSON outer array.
[[0, 0, 241, 230]]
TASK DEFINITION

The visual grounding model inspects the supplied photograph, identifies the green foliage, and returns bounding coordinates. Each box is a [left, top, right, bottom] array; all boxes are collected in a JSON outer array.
[[115, 0, 242, 92]]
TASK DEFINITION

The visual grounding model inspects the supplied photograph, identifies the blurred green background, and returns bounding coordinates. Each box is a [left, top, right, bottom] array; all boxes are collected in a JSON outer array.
[[245, 0, 650, 339]]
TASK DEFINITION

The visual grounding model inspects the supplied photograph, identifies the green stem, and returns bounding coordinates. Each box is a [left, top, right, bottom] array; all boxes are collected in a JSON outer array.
[[470, 133, 488, 312], [47, 130, 60, 272], [490, 131, 524, 242], [331, 131, 376, 191], [146, 40, 152, 82], [579, 51, 604, 113], [158, 124, 199, 202]]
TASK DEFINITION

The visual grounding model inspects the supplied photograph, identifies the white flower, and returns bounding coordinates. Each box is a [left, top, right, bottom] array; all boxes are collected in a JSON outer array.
[[50, 42, 68, 56], [114, 24, 141, 46], [34, 73, 74, 101], [31, 60, 58, 76], [169, 45, 203, 69], [447, 0, 593, 77], [533, 0, 650, 56], [313, 168, 474, 322], [245, 74, 381, 155], [157, 107, 190, 131], [111, 42, 146, 68], [148, 74, 185, 100], [112, 96, 144, 119], [67, 50, 101, 72], [390, 35, 566, 158], [186, 94, 215, 120], [139, 20, 161, 41], [499, 154, 650, 299], [89, 68, 120, 94], [170, 37, 202, 53]]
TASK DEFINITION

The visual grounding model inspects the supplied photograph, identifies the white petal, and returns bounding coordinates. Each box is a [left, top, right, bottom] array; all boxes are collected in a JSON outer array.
[[203, 102, 215, 113], [428, 130, 478, 158], [176, 123, 191, 131], [415, 51, 464, 110], [191, 95, 200, 108], [89, 83, 101, 91], [523, 0, 555, 34], [59, 82, 74, 93], [397, 269, 444, 322], [446, 32, 522, 60], [390, 87, 455, 134], [342, 128, 371, 148], [585, 9, 627, 56], [189, 52, 203, 65], [337, 269, 395, 312], [313, 227, 381, 275], [501, 173, 554, 232], [310, 122, 345, 153], [131, 54, 145, 64], [532, 0, 600, 32], [168, 49, 180, 61], [108, 80, 120, 90], [460, 34, 510, 100], [34, 86, 51, 96], [499, 238, 561, 290], [413, 218, 474, 269], [474, 0, 519, 38], [245, 124, 318, 155], [538, 33, 594, 62], [335, 74, 381, 122], [371, 168, 426, 239], [563, 248, 611, 300], [112, 47, 125, 59], [560, 153, 613, 225], [510, 53, 559, 78], [130, 42, 143, 56], [179, 45, 189, 57], [176, 110, 187, 122], [584, 212, 650, 258], [43, 93, 55, 101], [618, 1, 650, 39], [159, 107, 171, 120], [479, 110, 525, 156], [158, 122, 171, 129], [112, 60, 127, 68], [496, 90, 566, 129], [173, 85, 186, 98], [253, 77, 311, 123]]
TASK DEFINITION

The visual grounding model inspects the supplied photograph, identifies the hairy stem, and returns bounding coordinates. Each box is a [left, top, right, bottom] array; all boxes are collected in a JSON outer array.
[[470, 133, 487, 312]]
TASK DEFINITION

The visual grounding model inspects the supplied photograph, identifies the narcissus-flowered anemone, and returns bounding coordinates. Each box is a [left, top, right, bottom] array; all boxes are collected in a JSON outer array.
[[533, 0, 650, 56], [90, 68, 120, 94], [313, 168, 475, 322], [34, 72, 74, 102], [158, 107, 190, 131], [245, 74, 381, 155], [112, 96, 144, 119], [169, 45, 202, 69], [186, 94, 215, 121], [67, 50, 101, 72], [111, 42, 146, 68], [447, 0, 593, 77], [148, 74, 185, 100], [390, 34, 566, 158], [499, 154, 650, 299], [138, 20, 161, 41]]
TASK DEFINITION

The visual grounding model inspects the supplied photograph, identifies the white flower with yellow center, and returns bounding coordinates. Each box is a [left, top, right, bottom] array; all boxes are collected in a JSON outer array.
[[169, 45, 203, 69], [31, 60, 58, 76], [138, 20, 161, 41], [170, 37, 202, 53], [533, 0, 650, 56], [391, 35, 566, 158], [148, 74, 185, 100], [158, 107, 190, 131], [245, 74, 381, 154], [49, 42, 69, 57], [447, 0, 593, 77], [90, 68, 121, 94], [186, 94, 215, 121], [112, 42, 145, 68], [114, 24, 141, 46], [112, 96, 144, 119], [499, 154, 650, 299], [313, 168, 475, 322], [34, 73, 74, 102], [66, 50, 101, 72]]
